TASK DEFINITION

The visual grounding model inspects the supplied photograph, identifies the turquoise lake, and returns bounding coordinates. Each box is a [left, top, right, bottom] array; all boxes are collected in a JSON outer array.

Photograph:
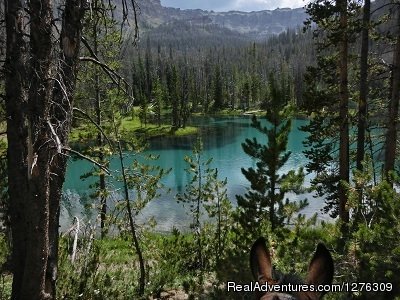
[[62, 116, 330, 232]]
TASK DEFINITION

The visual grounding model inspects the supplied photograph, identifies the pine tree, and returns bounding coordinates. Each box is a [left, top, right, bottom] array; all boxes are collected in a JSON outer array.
[[177, 138, 216, 269], [75, 1, 122, 238], [236, 75, 306, 241], [180, 56, 191, 128], [166, 63, 180, 129], [152, 78, 164, 127], [241, 76, 251, 110], [213, 64, 223, 110], [384, 6, 400, 178], [302, 0, 362, 231]]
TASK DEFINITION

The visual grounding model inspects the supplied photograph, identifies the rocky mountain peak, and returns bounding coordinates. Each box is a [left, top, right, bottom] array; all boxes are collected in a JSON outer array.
[[135, 0, 307, 39]]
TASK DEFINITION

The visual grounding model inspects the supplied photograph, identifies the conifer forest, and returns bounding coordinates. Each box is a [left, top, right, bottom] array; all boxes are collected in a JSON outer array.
[[1, 0, 400, 299]]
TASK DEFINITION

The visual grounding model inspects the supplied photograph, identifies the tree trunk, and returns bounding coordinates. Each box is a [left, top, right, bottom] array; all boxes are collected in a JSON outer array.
[[5, 0, 85, 299], [355, 0, 370, 220], [7, 0, 54, 298], [116, 134, 146, 296], [384, 6, 400, 176], [92, 1, 107, 238], [337, 0, 350, 229], [356, 0, 370, 172], [5, 1, 30, 298]]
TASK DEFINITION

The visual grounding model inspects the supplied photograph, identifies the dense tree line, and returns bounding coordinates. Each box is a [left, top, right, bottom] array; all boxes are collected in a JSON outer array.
[[302, 0, 400, 297], [303, 0, 399, 219], [1, 0, 400, 299], [121, 27, 315, 128]]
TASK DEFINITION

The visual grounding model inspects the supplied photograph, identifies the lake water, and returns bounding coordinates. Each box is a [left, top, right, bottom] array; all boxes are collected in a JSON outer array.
[[62, 116, 330, 232]]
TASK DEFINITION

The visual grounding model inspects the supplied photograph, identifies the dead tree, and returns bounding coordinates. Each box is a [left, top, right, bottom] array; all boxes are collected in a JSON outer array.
[[3, 0, 137, 299]]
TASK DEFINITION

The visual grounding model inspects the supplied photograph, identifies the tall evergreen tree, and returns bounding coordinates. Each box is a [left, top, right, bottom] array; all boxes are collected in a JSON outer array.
[[152, 77, 164, 127], [356, 0, 371, 174], [302, 0, 362, 234], [75, 0, 123, 238], [167, 63, 180, 128], [180, 55, 191, 127], [213, 64, 224, 110], [236, 75, 306, 241], [143, 36, 153, 126], [241, 77, 251, 110], [384, 6, 400, 178], [337, 0, 351, 230]]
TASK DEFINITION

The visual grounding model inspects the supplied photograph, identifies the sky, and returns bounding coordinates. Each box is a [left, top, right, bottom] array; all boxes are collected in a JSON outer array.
[[160, 0, 308, 12]]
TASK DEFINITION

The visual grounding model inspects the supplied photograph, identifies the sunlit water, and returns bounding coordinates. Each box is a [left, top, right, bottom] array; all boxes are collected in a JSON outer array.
[[62, 116, 331, 232]]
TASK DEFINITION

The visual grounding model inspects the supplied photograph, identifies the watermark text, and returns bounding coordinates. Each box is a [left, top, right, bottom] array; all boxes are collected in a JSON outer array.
[[226, 281, 393, 293]]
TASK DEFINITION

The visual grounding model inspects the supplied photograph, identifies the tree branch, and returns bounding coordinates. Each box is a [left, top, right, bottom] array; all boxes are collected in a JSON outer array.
[[111, 112, 145, 296], [47, 120, 62, 154], [80, 36, 134, 100], [79, 56, 118, 81], [48, 77, 69, 102], [62, 147, 111, 175], [371, 2, 400, 16], [71, 216, 79, 263], [72, 107, 114, 149], [79, 56, 132, 98], [120, 0, 140, 44], [130, 0, 139, 44]]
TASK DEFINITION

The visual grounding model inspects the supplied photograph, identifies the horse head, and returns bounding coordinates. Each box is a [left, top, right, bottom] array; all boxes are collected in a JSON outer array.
[[250, 237, 334, 300]]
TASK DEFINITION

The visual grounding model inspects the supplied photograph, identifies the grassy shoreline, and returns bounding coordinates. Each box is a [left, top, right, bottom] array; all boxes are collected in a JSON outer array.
[[2, 109, 310, 146], [195, 108, 310, 119], [69, 116, 199, 146]]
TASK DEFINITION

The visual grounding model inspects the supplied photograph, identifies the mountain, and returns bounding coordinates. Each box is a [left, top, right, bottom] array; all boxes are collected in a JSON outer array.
[[135, 0, 307, 40]]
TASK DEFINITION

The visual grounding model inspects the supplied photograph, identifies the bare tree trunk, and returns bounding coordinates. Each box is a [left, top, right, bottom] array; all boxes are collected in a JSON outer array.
[[5, 1, 30, 298], [6, 0, 54, 298], [91, 0, 107, 238], [385, 6, 400, 177], [5, 0, 85, 299], [46, 158, 65, 298], [5, 0, 138, 298], [356, 0, 370, 172], [338, 0, 350, 230], [46, 2, 85, 297], [215, 169, 222, 265], [353, 3, 371, 273], [355, 0, 370, 220], [115, 132, 146, 296], [196, 155, 202, 268]]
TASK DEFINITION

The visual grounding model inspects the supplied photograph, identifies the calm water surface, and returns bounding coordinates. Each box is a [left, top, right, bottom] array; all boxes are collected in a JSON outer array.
[[62, 116, 330, 232]]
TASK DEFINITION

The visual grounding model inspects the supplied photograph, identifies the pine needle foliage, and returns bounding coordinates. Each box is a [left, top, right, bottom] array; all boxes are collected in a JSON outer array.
[[235, 74, 307, 243]]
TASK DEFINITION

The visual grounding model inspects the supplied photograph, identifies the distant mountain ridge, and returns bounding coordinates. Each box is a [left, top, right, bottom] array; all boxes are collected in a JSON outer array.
[[135, 0, 307, 39]]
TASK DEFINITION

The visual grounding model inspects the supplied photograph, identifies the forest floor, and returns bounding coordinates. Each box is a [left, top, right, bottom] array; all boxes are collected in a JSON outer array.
[[0, 233, 220, 300]]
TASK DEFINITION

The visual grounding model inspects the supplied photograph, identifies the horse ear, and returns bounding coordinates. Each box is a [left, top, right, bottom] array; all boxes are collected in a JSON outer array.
[[306, 243, 334, 291], [250, 237, 274, 284]]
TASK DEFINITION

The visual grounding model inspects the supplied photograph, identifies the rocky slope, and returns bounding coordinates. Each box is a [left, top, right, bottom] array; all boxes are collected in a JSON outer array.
[[135, 0, 307, 39]]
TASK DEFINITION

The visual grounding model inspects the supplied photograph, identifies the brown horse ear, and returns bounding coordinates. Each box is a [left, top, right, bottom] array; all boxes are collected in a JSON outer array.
[[306, 243, 334, 293], [250, 237, 274, 284]]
